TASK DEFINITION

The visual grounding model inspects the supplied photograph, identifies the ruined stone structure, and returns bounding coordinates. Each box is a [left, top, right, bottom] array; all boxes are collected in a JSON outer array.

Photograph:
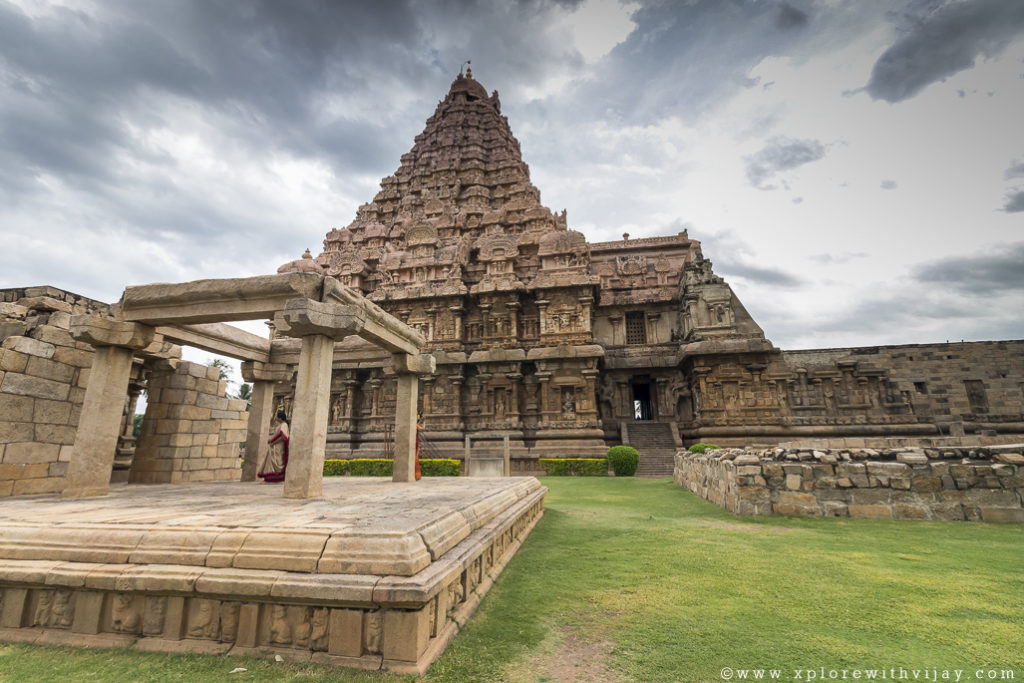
[[675, 445, 1024, 522], [276, 71, 1024, 472]]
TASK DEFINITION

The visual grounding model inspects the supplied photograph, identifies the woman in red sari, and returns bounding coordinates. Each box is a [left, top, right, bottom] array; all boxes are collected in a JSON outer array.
[[258, 411, 289, 483]]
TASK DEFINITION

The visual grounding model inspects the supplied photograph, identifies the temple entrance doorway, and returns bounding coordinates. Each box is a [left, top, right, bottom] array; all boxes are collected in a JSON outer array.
[[632, 380, 654, 421]]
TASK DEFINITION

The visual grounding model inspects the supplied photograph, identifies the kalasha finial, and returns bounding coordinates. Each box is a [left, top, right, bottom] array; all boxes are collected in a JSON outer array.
[[461, 60, 472, 79], [302, 248, 312, 259]]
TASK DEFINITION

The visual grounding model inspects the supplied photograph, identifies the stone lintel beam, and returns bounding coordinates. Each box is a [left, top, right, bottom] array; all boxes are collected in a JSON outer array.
[[322, 277, 425, 355], [157, 322, 271, 363], [118, 273, 324, 325], [279, 299, 365, 340], [240, 361, 293, 383], [392, 353, 436, 376], [70, 316, 155, 349]]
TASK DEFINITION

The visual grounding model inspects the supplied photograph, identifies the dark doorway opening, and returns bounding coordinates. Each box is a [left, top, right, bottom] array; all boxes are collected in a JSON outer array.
[[632, 382, 653, 421]]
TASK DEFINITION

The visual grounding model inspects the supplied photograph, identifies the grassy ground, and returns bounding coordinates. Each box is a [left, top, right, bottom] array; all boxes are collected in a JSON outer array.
[[1, 478, 1021, 682]]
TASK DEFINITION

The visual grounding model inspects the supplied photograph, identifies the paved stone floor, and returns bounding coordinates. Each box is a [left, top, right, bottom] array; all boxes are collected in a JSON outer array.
[[0, 477, 542, 575]]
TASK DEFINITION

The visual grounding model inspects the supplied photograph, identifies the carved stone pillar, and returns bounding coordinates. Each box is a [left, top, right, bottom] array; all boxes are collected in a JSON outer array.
[[507, 301, 521, 339], [392, 354, 436, 483], [536, 299, 550, 335], [450, 306, 464, 341], [279, 298, 364, 500], [63, 317, 155, 499]]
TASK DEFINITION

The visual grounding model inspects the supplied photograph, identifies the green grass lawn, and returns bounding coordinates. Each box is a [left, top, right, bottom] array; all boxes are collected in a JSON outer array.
[[1, 478, 1021, 682]]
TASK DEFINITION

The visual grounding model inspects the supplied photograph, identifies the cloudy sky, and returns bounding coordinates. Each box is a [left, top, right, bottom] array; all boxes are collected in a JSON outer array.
[[2, 0, 1023, 358]]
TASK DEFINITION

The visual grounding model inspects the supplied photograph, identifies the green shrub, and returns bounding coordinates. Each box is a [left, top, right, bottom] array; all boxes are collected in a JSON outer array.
[[606, 446, 639, 476], [323, 459, 349, 476], [421, 459, 461, 476], [539, 458, 608, 476], [687, 443, 721, 454], [348, 459, 393, 476]]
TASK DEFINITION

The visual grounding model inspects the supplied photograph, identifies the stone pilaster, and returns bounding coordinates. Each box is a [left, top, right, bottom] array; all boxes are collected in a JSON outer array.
[[62, 317, 154, 499]]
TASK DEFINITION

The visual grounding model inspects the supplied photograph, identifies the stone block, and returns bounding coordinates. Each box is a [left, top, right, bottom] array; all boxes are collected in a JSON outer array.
[[0, 463, 49, 479], [847, 504, 893, 519], [821, 501, 848, 517], [71, 592, 104, 635], [891, 477, 911, 490], [1, 336, 55, 359], [930, 502, 965, 521], [167, 404, 211, 420], [784, 474, 802, 490], [382, 607, 430, 663], [0, 321, 28, 340], [32, 325, 75, 347], [967, 490, 1019, 507], [979, 508, 1024, 523], [867, 462, 910, 476], [33, 399, 72, 425], [897, 451, 928, 465], [196, 394, 229, 411], [34, 424, 77, 444], [912, 476, 942, 492], [837, 463, 866, 476], [994, 453, 1024, 465], [777, 491, 816, 504], [0, 349, 28, 373], [0, 303, 29, 318], [17, 296, 72, 313], [773, 503, 821, 516], [12, 477, 64, 495], [51, 348, 93, 368], [1, 372, 70, 401], [850, 489, 891, 505], [3, 442, 60, 464], [0, 421, 35, 443], [892, 504, 929, 519]]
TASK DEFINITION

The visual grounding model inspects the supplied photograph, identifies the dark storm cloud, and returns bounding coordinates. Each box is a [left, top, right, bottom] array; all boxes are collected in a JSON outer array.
[[718, 262, 804, 287], [866, 0, 1024, 103], [745, 137, 825, 190], [776, 3, 809, 31], [1000, 190, 1024, 213], [912, 242, 1024, 293], [556, 0, 866, 128], [814, 290, 979, 335], [1004, 160, 1024, 179], [697, 230, 804, 287]]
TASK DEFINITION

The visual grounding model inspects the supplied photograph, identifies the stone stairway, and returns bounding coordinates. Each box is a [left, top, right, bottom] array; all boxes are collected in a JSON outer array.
[[627, 422, 679, 477]]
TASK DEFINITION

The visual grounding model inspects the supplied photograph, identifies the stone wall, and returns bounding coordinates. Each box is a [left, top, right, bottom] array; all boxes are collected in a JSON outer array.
[[674, 445, 1024, 522], [0, 288, 111, 496], [130, 361, 247, 484]]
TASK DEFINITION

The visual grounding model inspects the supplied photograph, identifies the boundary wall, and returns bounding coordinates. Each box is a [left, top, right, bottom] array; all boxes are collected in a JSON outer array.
[[674, 445, 1024, 522]]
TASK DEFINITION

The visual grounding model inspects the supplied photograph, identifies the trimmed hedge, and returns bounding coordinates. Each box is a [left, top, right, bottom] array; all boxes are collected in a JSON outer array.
[[687, 443, 721, 454], [323, 459, 348, 476], [538, 458, 608, 476], [420, 459, 461, 476], [607, 445, 639, 476], [322, 458, 461, 477]]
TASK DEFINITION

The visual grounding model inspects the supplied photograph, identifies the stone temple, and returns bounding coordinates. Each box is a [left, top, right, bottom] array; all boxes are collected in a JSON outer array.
[[274, 70, 1024, 475]]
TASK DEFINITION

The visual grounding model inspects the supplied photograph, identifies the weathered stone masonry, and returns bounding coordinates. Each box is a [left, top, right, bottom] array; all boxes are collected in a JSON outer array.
[[675, 445, 1024, 522]]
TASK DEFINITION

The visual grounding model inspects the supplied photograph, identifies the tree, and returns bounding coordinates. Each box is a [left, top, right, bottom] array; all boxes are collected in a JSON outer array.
[[236, 382, 252, 407], [208, 358, 231, 382]]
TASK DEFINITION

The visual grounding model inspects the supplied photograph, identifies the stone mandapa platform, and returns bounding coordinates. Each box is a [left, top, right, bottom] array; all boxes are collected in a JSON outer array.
[[0, 477, 546, 673]]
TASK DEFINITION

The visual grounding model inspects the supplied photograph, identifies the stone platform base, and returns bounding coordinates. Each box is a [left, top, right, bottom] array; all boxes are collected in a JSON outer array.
[[0, 477, 546, 673]]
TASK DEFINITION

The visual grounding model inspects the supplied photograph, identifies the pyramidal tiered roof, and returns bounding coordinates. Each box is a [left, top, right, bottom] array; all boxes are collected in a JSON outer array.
[[280, 71, 595, 301]]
